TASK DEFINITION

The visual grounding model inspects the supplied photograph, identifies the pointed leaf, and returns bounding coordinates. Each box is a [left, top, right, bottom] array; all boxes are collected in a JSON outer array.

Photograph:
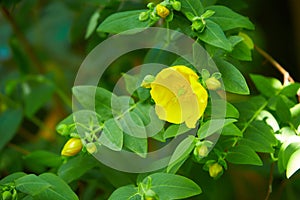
[[97, 10, 154, 34], [207, 5, 254, 31], [197, 20, 232, 51], [214, 58, 249, 94], [226, 145, 263, 165]]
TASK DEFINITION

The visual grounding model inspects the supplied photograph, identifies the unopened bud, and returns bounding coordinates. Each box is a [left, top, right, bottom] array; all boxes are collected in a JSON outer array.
[[144, 189, 158, 200], [205, 77, 221, 90], [209, 163, 223, 178], [141, 75, 155, 88], [192, 20, 205, 32], [139, 12, 149, 21], [156, 4, 170, 18], [86, 142, 97, 154], [61, 138, 83, 156], [171, 1, 181, 11], [196, 145, 209, 158]]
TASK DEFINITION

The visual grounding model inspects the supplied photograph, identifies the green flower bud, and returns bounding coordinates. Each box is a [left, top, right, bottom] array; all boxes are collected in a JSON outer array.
[[56, 124, 68, 136], [205, 77, 221, 90], [2, 191, 12, 200], [86, 142, 97, 154], [195, 145, 209, 158], [12, 189, 17, 200], [61, 138, 83, 156], [144, 189, 158, 200], [209, 163, 223, 178], [192, 20, 205, 32], [147, 2, 155, 9], [139, 11, 149, 22], [171, 1, 181, 11], [141, 75, 155, 88], [150, 11, 160, 21]]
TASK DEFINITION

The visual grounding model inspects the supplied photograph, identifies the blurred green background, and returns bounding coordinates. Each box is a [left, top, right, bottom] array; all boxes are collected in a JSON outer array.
[[0, 0, 300, 199]]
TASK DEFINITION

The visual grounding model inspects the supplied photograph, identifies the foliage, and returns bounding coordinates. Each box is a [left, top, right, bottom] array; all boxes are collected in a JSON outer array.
[[0, 0, 300, 199]]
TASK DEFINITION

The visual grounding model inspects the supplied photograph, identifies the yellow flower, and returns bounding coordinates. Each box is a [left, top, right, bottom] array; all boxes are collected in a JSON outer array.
[[150, 65, 208, 128], [61, 138, 83, 156], [156, 4, 170, 18]]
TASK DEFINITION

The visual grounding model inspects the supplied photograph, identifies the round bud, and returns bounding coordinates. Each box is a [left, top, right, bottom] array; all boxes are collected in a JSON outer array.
[[139, 12, 149, 22], [156, 4, 170, 18], [209, 163, 223, 178], [171, 1, 181, 11], [205, 77, 221, 90], [86, 142, 97, 154]]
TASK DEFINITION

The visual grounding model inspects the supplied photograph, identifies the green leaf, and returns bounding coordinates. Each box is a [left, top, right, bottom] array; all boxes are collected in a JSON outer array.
[[108, 185, 139, 200], [234, 95, 267, 125], [197, 20, 232, 51], [97, 10, 154, 34], [23, 80, 55, 117], [100, 118, 123, 151], [206, 99, 240, 119], [143, 173, 201, 199], [132, 102, 164, 136], [287, 149, 300, 178], [276, 95, 292, 123], [239, 121, 277, 153], [122, 73, 138, 95], [117, 111, 146, 140], [250, 74, 282, 97], [214, 58, 249, 94], [164, 124, 191, 139], [226, 144, 263, 165], [278, 141, 300, 173], [0, 108, 23, 151], [124, 134, 147, 157], [256, 110, 280, 132], [72, 86, 115, 120], [15, 174, 51, 196], [24, 150, 62, 168], [58, 154, 98, 183], [0, 172, 26, 184], [180, 0, 204, 16], [35, 173, 78, 200], [85, 11, 100, 39], [207, 5, 255, 31], [280, 83, 300, 97], [167, 135, 195, 173], [221, 123, 243, 136], [198, 118, 237, 139], [229, 40, 252, 61]]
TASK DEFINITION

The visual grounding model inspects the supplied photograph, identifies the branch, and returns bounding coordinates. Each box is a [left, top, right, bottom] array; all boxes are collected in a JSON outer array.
[[264, 162, 275, 200], [254, 45, 300, 102], [1, 6, 44, 73]]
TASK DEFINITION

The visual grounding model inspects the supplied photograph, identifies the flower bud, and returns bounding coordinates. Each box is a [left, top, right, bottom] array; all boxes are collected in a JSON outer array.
[[141, 75, 155, 88], [147, 2, 155, 9], [209, 163, 223, 178], [171, 1, 181, 11], [86, 142, 97, 154], [205, 77, 221, 90], [61, 138, 83, 156], [195, 145, 209, 158], [156, 4, 170, 18], [2, 191, 12, 200], [144, 189, 158, 200], [139, 11, 149, 22], [192, 20, 205, 32]]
